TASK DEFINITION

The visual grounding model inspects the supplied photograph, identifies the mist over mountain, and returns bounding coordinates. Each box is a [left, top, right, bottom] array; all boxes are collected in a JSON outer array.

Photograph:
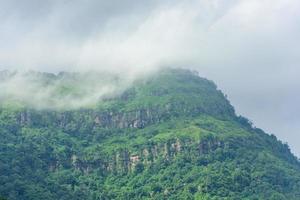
[[1, 0, 300, 199], [0, 69, 299, 199], [0, 70, 153, 109]]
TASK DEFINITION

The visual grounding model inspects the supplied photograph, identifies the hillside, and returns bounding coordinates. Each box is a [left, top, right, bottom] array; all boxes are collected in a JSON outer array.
[[0, 69, 299, 200]]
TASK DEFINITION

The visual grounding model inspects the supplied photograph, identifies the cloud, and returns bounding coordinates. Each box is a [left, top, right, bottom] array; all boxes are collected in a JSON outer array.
[[0, 0, 238, 72], [1, 0, 298, 73], [0, 0, 300, 156], [0, 71, 136, 110]]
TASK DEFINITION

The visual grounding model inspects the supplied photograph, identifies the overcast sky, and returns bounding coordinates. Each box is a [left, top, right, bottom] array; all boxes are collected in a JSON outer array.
[[0, 0, 299, 157]]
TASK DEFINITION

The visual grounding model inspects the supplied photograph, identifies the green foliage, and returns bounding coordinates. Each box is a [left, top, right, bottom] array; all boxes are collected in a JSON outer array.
[[0, 69, 299, 199]]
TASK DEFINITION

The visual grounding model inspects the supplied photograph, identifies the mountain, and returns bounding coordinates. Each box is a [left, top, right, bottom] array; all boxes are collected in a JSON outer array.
[[0, 69, 299, 200]]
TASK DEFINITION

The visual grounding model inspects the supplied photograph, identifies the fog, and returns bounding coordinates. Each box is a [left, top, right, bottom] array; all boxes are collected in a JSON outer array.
[[0, 0, 299, 156], [0, 71, 140, 109]]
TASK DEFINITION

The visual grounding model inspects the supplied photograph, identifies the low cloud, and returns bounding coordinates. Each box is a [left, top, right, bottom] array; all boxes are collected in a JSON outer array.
[[0, 71, 135, 109]]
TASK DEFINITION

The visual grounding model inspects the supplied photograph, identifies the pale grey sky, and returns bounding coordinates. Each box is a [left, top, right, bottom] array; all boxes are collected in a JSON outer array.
[[0, 0, 299, 156]]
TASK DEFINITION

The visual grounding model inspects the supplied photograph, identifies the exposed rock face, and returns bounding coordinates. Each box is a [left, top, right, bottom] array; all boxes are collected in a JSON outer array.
[[19, 111, 31, 125], [198, 138, 224, 154], [15, 94, 234, 130], [14, 107, 226, 175], [56, 138, 224, 174], [17, 108, 162, 129], [12, 91, 228, 176]]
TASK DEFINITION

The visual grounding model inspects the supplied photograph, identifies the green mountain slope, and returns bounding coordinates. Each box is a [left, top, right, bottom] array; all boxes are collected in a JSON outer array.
[[0, 69, 299, 200]]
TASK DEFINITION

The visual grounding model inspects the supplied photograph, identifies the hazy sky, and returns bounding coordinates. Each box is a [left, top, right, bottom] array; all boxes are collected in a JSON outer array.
[[0, 0, 299, 157]]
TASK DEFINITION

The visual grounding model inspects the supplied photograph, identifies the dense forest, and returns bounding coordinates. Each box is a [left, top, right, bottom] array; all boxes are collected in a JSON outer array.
[[0, 69, 299, 199]]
